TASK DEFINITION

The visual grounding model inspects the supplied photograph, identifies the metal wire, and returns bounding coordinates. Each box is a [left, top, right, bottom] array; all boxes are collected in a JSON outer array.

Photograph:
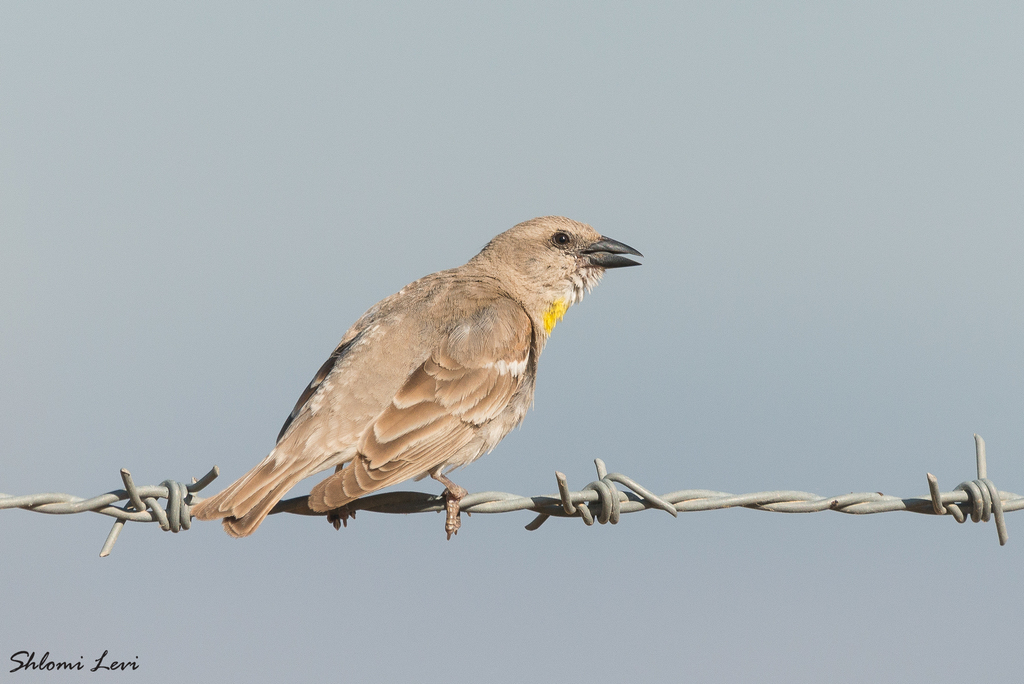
[[2, 434, 1019, 556]]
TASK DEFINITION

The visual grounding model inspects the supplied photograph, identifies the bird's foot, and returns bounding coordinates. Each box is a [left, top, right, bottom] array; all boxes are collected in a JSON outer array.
[[443, 487, 467, 540], [431, 471, 468, 540], [326, 506, 355, 530]]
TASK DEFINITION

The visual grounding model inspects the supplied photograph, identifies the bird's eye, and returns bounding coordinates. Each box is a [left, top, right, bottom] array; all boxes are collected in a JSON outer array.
[[552, 232, 571, 247]]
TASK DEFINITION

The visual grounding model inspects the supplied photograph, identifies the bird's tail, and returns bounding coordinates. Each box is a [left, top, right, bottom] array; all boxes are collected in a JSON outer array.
[[191, 447, 315, 538]]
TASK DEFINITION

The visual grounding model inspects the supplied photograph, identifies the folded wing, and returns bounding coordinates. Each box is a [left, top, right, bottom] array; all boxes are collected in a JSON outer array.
[[307, 299, 533, 511]]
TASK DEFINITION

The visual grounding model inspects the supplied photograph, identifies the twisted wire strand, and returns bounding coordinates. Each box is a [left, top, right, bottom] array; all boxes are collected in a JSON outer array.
[[2, 435, 1019, 556]]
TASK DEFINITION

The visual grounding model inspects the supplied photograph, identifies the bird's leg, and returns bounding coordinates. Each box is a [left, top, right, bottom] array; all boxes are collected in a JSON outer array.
[[431, 471, 468, 540]]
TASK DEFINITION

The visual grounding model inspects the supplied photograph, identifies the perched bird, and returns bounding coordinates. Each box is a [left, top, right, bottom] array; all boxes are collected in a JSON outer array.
[[191, 216, 642, 538]]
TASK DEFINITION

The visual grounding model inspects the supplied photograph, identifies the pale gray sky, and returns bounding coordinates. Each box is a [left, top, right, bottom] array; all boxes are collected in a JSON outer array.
[[3, 2, 1023, 681]]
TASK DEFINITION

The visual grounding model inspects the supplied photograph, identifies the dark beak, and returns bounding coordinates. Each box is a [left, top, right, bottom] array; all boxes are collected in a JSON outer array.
[[580, 236, 644, 269]]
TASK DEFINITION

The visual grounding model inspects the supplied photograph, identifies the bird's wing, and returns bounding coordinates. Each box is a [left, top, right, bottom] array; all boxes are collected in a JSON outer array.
[[276, 330, 362, 443], [307, 297, 533, 511]]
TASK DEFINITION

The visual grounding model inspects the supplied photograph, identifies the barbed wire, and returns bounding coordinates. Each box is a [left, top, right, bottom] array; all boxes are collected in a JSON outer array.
[[0, 467, 221, 557], [2, 434, 1019, 556]]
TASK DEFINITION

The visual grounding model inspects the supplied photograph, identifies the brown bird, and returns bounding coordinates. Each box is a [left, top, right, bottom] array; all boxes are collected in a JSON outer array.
[[191, 216, 642, 538]]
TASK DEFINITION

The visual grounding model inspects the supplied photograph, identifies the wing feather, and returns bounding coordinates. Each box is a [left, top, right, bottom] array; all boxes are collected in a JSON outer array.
[[372, 401, 448, 443]]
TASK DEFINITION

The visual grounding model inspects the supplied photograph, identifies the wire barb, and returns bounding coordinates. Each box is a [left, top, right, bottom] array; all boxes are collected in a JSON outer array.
[[923, 436, 1009, 545]]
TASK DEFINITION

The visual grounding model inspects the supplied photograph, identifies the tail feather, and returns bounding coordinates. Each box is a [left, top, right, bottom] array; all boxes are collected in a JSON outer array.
[[191, 447, 319, 537], [218, 469, 311, 537]]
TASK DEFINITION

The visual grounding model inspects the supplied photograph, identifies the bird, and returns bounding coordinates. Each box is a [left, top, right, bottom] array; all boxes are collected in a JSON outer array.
[[190, 216, 642, 538]]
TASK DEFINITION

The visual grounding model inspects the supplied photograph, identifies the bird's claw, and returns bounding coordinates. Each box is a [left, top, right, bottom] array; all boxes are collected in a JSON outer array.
[[443, 484, 467, 540], [327, 506, 355, 530], [445, 496, 460, 539]]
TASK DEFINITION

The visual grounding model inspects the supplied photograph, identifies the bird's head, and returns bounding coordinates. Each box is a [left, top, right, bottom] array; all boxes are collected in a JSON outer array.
[[470, 216, 643, 336]]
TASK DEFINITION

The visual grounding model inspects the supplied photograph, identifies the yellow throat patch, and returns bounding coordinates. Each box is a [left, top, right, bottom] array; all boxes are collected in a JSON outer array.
[[543, 299, 569, 335]]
